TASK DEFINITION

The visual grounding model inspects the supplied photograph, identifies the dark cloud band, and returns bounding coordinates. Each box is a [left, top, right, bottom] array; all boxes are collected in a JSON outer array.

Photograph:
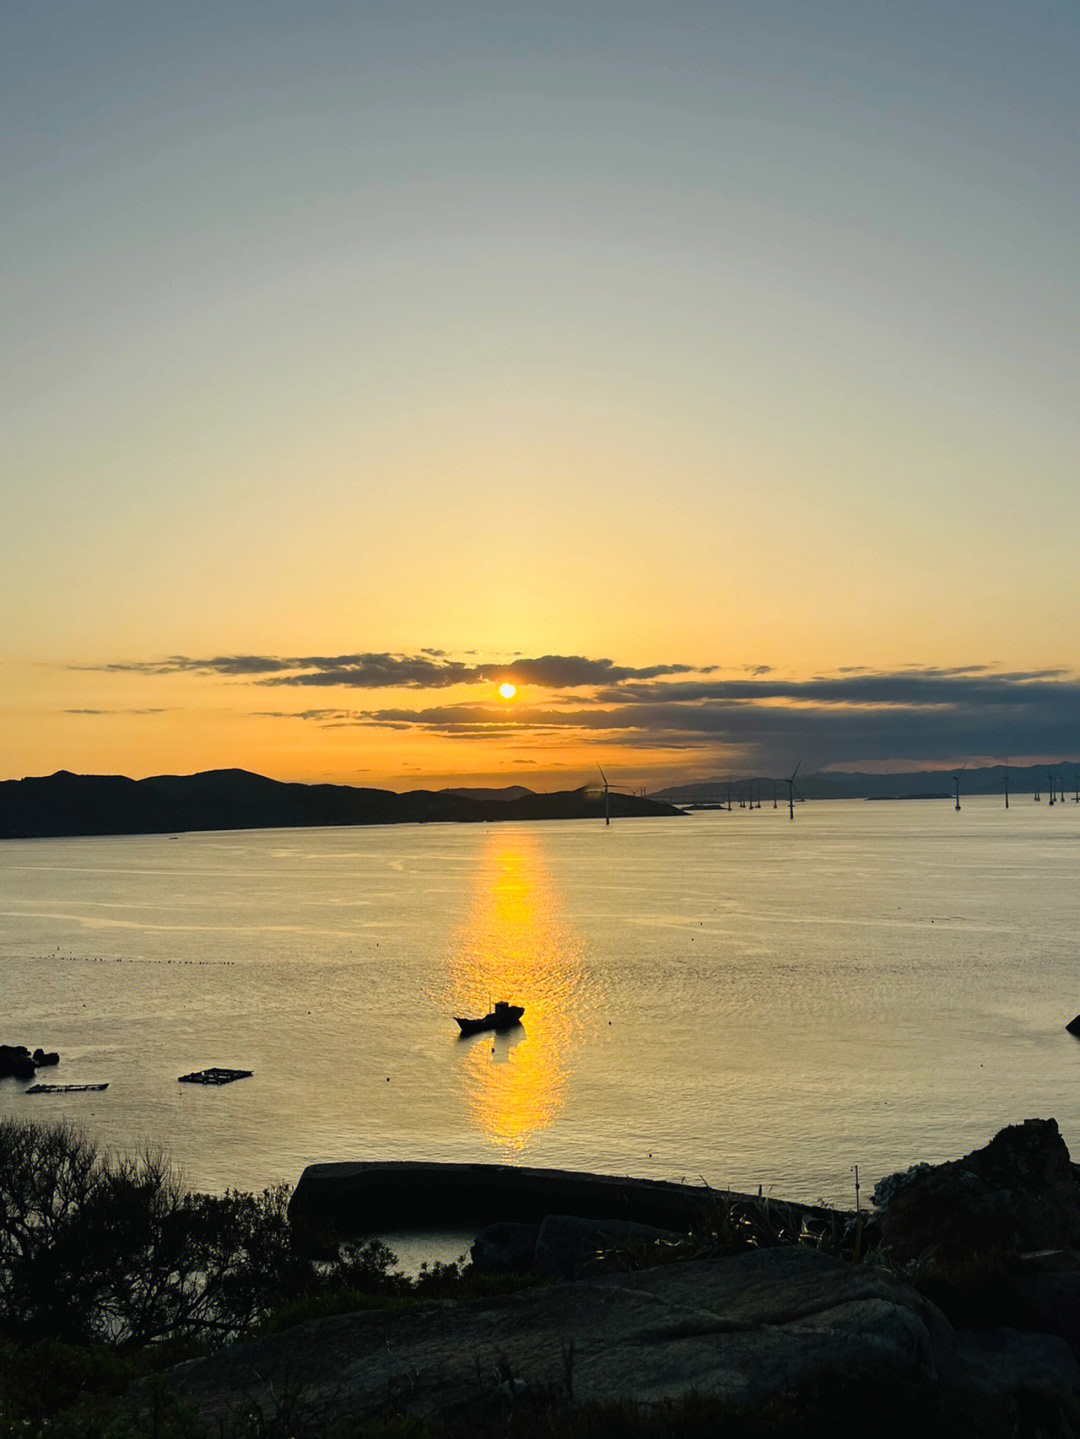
[[82, 649, 1080, 769], [91, 651, 705, 690], [256, 667, 1080, 770]]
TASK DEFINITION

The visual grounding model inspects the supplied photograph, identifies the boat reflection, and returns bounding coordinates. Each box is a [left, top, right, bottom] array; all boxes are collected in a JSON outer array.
[[449, 829, 592, 1150], [457, 1025, 526, 1065]]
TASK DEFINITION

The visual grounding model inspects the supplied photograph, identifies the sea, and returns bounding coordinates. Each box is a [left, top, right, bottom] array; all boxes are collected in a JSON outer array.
[[3, 794, 1080, 1261]]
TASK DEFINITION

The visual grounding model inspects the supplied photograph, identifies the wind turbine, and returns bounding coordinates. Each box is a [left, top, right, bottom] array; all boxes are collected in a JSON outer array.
[[784, 760, 803, 820], [952, 774, 961, 812], [596, 765, 633, 825]]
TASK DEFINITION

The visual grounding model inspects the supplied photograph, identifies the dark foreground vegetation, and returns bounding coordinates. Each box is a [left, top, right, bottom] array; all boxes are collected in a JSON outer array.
[[1, 1118, 1078, 1438]]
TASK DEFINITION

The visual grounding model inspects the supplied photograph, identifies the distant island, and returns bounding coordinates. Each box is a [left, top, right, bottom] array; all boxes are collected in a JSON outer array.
[[5, 761, 1078, 840], [0, 769, 684, 840], [649, 761, 1080, 805]]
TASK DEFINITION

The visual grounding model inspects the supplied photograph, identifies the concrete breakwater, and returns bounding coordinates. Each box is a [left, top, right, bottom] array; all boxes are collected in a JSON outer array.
[[287, 1160, 849, 1257]]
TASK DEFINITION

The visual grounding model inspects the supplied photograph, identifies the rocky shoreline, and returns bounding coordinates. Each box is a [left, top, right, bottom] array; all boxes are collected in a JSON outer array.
[[160, 1118, 1080, 1434], [0, 1043, 59, 1080]]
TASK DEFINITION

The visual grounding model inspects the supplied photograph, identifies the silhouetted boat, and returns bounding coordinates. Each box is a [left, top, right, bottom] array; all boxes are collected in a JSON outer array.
[[455, 1002, 524, 1036]]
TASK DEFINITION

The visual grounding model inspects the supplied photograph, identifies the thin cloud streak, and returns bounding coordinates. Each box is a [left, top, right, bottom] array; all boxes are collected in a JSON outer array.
[[591, 669, 1072, 707]]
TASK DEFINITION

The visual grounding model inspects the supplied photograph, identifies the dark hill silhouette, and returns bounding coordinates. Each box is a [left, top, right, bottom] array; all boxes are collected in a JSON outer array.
[[440, 786, 535, 802], [0, 770, 684, 839], [651, 762, 1080, 804]]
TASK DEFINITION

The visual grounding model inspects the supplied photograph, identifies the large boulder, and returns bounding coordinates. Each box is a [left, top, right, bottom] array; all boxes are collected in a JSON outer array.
[[470, 1221, 541, 1275], [0, 1045, 36, 1080], [533, 1214, 684, 1280], [873, 1119, 1080, 1263], [471, 1215, 688, 1279], [154, 1245, 1080, 1433], [953, 1327, 1080, 1401]]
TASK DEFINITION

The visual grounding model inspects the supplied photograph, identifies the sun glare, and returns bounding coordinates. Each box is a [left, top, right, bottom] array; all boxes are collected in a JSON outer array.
[[499, 683, 517, 700]]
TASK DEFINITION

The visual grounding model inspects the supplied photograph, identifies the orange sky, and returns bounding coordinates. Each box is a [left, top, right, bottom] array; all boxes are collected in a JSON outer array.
[[3, 4, 1078, 788]]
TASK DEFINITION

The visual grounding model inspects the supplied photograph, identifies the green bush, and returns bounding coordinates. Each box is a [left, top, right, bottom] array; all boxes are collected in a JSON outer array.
[[0, 1118, 401, 1348]]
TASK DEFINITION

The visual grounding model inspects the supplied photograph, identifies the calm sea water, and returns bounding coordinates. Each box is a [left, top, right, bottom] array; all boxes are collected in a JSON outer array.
[[3, 797, 1080, 1221]]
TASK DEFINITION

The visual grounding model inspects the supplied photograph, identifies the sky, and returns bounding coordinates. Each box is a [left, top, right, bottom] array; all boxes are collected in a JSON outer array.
[[3, 1, 1078, 790]]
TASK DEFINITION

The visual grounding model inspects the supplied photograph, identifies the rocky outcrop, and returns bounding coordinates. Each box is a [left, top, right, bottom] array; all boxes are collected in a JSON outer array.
[[471, 1215, 683, 1281], [158, 1246, 1079, 1432], [0, 1044, 56, 1080], [288, 1160, 845, 1258], [470, 1221, 542, 1275], [152, 1126, 1080, 1433], [536, 1215, 683, 1281], [873, 1118, 1080, 1263]]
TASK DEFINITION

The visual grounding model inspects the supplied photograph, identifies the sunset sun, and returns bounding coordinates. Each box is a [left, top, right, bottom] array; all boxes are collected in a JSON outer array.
[[499, 683, 517, 700]]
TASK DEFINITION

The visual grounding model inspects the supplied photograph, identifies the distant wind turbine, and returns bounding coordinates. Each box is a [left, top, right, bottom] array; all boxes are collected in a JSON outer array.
[[596, 765, 634, 826], [784, 760, 803, 821]]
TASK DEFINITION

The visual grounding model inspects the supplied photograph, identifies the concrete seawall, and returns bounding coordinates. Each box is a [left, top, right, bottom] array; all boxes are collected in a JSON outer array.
[[287, 1160, 847, 1257]]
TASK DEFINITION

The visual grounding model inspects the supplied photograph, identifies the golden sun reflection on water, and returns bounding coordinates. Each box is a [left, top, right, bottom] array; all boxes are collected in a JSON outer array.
[[448, 830, 593, 1151]]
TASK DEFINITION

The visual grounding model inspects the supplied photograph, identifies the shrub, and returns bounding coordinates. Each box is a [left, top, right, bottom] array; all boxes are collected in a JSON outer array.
[[0, 1118, 399, 1348]]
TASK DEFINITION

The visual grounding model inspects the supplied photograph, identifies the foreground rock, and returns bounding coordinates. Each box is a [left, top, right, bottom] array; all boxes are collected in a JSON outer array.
[[535, 1215, 684, 1281], [873, 1118, 1080, 1263], [159, 1247, 1079, 1432], [472, 1215, 685, 1281]]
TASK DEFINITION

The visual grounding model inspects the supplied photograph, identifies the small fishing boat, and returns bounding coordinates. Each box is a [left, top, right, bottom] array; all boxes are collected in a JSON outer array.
[[455, 1001, 524, 1036]]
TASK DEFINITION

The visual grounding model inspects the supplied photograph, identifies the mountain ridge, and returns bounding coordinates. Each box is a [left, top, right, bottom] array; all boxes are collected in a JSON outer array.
[[650, 762, 1080, 803], [0, 770, 682, 839]]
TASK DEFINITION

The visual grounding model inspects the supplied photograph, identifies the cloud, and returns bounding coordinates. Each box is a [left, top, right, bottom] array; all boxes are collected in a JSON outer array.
[[587, 669, 1072, 708], [254, 667, 1080, 771], [87, 650, 712, 691], [96, 655, 300, 676], [65, 707, 171, 715], [494, 656, 710, 688], [81, 647, 1080, 770]]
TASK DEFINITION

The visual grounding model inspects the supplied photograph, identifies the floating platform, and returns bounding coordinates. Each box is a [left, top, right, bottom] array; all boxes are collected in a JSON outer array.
[[26, 1082, 108, 1093], [178, 1067, 253, 1085]]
